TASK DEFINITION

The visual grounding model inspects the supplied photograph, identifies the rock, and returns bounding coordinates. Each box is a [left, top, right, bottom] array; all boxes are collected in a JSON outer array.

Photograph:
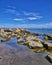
[[1, 39, 8, 42], [28, 41, 43, 48], [34, 47, 45, 53], [32, 33, 42, 36], [42, 41, 52, 49], [18, 39, 24, 44], [15, 28, 21, 33], [44, 35, 48, 40], [44, 34, 52, 40], [17, 35, 20, 39], [26, 36, 41, 42], [21, 28, 30, 34], [47, 53, 52, 63], [47, 34, 52, 40], [0, 28, 4, 32], [24, 41, 29, 46]]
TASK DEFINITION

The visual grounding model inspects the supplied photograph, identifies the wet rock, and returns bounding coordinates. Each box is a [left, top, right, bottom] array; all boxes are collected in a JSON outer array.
[[1, 38, 10, 42], [44, 34, 52, 40], [47, 53, 52, 63], [26, 36, 41, 42], [42, 41, 52, 49], [34, 47, 45, 53], [32, 33, 42, 36], [18, 39, 24, 44], [17, 35, 20, 39], [47, 34, 52, 40], [27, 41, 43, 48]]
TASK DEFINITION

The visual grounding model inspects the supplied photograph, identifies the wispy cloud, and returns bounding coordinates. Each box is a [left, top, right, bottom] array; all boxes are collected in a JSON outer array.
[[0, 22, 52, 28], [27, 17, 39, 20], [23, 11, 38, 16], [5, 9, 16, 14], [17, 22, 52, 28], [4, 6, 43, 21], [13, 18, 24, 21], [27, 16, 42, 20], [8, 6, 16, 9]]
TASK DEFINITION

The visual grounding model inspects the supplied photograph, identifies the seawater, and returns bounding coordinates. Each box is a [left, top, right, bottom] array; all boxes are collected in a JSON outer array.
[[27, 28, 52, 34]]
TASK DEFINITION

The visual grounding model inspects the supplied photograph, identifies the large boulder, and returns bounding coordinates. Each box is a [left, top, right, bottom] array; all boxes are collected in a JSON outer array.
[[26, 36, 41, 42], [27, 41, 43, 48]]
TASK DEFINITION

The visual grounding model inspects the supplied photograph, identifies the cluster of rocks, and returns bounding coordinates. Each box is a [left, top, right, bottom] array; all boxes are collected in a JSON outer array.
[[0, 28, 52, 51], [0, 28, 52, 63]]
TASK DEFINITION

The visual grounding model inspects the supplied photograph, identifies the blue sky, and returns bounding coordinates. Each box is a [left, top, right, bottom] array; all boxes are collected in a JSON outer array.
[[0, 0, 52, 28]]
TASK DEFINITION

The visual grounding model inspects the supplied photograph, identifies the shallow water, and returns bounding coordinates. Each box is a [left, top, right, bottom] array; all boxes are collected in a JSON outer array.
[[0, 37, 29, 51]]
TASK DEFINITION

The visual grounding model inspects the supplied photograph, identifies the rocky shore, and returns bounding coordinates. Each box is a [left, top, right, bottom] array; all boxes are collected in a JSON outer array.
[[0, 28, 52, 64]]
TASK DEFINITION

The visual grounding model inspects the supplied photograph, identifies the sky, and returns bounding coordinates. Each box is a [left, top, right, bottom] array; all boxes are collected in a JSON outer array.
[[0, 0, 52, 28]]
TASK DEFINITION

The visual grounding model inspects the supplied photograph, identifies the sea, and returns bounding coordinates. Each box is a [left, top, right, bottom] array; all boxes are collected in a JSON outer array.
[[26, 28, 52, 34]]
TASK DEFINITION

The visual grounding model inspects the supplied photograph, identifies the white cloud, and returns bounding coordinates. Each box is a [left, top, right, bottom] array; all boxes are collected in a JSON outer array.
[[13, 18, 24, 21], [27, 17, 38, 20], [5, 6, 43, 21], [27, 15, 42, 20], [23, 11, 38, 16], [6, 9, 16, 13], [23, 11, 43, 20]]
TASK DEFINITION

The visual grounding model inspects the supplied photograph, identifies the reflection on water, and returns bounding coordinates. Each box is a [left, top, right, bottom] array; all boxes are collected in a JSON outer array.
[[0, 37, 29, 51], [4, 38, 18, 47], [0, 37, 18, 47]]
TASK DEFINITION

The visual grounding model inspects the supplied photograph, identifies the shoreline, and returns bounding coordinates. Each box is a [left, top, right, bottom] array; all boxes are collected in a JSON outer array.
[[0, 28, 52, 64]]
